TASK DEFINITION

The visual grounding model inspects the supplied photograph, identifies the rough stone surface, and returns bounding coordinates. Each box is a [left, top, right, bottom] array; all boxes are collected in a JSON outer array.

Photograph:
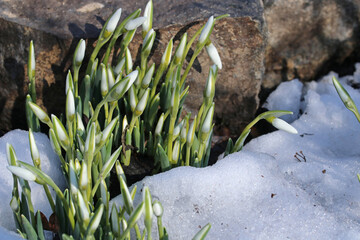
[[0, 0, 266, 136], [264, 0, 360, 90]]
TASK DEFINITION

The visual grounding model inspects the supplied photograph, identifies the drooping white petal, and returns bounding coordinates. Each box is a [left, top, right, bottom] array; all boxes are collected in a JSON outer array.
[[206, 43, 222, 69], [272, 118, 298, 134], [125, 16, 147, 31], [7, 166, 36, 182]]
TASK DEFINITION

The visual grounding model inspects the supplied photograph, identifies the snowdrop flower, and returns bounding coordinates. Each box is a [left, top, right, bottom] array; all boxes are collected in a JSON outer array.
[[65, 70, 73, 94], [125, 70, 138, 92], [201, 104, 214, 140], [7, 166, 37, 182], [52, 114, 70, 148], [199, 16, 214, 45], [125, 48, 133, 73], [206, 43, 222, 69], [142, 29, 155, 54], [76, 113, 85, 133], [142, 0, 153, 34], [129, 86, 137, 112], [161, 38, 173, 67], [105, 8, 122, 34], [107, 67, 115, 89], [28, 40, 35, 78], [155, 113, 165, 136], [66, 89, 75, 121], [187, 116, 197, 145], [152, 200, 163, 217], [125, 16, 147, 31], [204, 68, 215, 99], [77, 191, 90, 222], [142, 63, 155, 88], [101, 117, 118, 143], [267, 117, 298, 134], [74, 39, 86, 65], [29, 129, 40, 167], [28, 102, 51, 126], [100, 64, 108, 97], [114, 58, 125, 76], [135, 88, 150, 116], [79, 162, 88, 191], [174, 33, 187, 64]]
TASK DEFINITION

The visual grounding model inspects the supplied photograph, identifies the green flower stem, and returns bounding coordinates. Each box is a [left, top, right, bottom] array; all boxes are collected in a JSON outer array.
[[86, 42, 104, 75], [167, 115, 176, 163], [185, 145, 191, 166], [157, 216, 164, 239], [134, 224, 142, 239], [23, 183, 36, 228], [179, 14, 228, 87], [107, 102, 118, 126], [42, 184, 56, 213], [73, 66, 80, 98], [103, 9, 141, 65], [179, 47, 201, 87], [129, 114, 137, 133]]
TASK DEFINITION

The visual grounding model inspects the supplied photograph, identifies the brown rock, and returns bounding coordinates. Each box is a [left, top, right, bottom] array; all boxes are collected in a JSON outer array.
[[264, 0, 360, 90], [0, 0, 266, 136]]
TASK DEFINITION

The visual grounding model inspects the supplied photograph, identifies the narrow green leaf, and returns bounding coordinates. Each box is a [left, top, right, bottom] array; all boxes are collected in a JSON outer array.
[[21, 214, 38, 240], [192, 223, 211, 240]]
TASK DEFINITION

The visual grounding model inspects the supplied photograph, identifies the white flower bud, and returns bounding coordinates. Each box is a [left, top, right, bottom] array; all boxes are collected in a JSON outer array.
[[28, 102, 50, 125], [142, 63, 155, 88], [206, 43, 222, 69], [75, 39, 86, 65], [142, 0, 153, 33], [135, 89, 149, 116], [201, 104, 214, 136], [106, 8, 122, 33], [125, 16, 147, 31], [175, 33, 187, 63], [107, 67, 115, 89], [199, 16, 214, 45], [142, 29, 155, 53], [29, 129, 40, 167], [114, 58, 125, 76], [271, 118, 298, 134], [155, 114, 165, 136], [187, 116, 196, 144], [66, 89, 75, 121], [152, 200, 163, 217], [7, 166, 36, 182]]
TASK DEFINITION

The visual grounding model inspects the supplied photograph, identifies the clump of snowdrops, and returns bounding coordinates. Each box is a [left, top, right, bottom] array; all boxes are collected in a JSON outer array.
[[6, 1, 217, 239], [5, 0, 300, 238]]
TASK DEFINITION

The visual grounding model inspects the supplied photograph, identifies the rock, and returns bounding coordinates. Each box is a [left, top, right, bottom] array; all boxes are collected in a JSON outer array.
[[0, 0, 266, 136], [263, 0, 360, 90]]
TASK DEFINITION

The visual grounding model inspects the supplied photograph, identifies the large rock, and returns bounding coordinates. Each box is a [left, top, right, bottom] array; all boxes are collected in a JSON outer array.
[[263, 0, 360, 90], [0, 0, 266, 136]]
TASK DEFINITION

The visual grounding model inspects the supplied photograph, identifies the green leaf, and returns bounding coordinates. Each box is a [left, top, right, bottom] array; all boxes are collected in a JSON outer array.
[[120, 202, 145, 240], [21, 214, 38, 240], [119, 176, 133, 215], [192, 223, 211, 240], [36, 211, 45, 240], [86, 204, 104, 236], [155, 144, 170, 171]]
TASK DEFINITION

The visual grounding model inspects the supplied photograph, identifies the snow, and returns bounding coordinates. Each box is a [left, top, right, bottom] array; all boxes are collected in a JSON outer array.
[[2, 66, 360, 239]]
